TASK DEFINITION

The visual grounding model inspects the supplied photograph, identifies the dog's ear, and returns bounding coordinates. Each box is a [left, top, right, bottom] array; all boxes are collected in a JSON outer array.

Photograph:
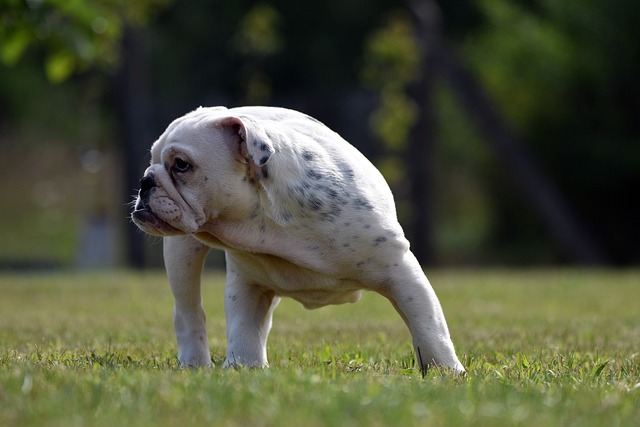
[[218, 116, 274, 169]]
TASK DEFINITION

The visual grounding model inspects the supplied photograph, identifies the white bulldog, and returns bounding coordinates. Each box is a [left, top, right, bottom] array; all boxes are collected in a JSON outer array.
[[132, 106, 464, 373]]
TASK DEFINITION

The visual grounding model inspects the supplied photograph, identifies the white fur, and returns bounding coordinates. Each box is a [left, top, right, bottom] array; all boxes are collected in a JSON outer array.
[[132, 106, 464, 373]]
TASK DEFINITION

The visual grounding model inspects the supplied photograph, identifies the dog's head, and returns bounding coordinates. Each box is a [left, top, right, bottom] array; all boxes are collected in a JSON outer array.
[[131, 107, 274, 236]]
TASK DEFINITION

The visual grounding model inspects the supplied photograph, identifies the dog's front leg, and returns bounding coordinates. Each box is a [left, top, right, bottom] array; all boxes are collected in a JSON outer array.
[[164, 235, 212, 367], [222, 254, 280, 368]]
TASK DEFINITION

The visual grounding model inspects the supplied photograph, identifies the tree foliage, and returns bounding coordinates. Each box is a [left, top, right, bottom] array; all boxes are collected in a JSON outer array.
[[361, 13, 419, 153], [0, 0, 170, 82]]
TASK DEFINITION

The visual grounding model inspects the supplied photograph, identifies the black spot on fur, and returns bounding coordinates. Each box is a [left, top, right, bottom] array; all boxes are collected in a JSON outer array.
[[320, 212, 339, 222], [354, 198, 375, 211], [307, 195, 323, 211], [279, 212, 293, 223], [259, 156, 269, 166], [314, 184, 349, 205], [302, 150, 314, 161], [373, 236, 387, 246], [249, 204, 260, 220], [340, 166, 355, 180], [307, 169, 323, 180], [259, 143, 269, 151]]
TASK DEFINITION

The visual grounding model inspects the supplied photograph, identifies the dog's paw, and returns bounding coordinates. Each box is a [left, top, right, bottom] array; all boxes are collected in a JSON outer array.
[[178, 355, 213, 369], [179, 362, 213, 370], [222, 356, 268, 369]]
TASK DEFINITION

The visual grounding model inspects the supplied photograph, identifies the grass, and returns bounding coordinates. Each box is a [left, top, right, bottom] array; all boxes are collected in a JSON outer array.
[[0, 269, 639, 426]]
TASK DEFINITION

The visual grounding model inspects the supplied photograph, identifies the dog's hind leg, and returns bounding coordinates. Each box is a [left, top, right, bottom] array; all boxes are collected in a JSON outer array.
[[378, 251, 465, 374], [222, 254, 281, 368]]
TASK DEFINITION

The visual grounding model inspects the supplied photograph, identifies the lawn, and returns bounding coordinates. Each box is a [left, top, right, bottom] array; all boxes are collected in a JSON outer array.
[[0, 269, 638, 426]]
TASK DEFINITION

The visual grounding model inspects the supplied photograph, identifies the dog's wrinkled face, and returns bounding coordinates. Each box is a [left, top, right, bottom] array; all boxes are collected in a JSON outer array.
[[132, 108, 269, 237]]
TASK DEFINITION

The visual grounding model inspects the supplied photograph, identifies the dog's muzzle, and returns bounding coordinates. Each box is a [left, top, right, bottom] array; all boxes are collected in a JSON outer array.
[[131, 173, 182, 235], [138, 174, 156, 202], [132, 174, 156, 220]]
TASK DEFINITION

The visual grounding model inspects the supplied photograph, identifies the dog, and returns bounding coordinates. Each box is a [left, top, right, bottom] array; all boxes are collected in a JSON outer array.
[[132, 106, 464, 373]]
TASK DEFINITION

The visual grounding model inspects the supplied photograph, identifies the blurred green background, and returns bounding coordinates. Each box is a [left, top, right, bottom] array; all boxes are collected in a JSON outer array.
[[0, 0, 638, 269]]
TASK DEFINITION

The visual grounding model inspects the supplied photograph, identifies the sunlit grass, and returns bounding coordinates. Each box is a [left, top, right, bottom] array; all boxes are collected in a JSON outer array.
[[1, 269, 639, 426]]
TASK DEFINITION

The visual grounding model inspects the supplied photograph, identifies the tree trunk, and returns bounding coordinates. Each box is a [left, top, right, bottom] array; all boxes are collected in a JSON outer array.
[[114, 27, 154, 268], [406, 1, 443, 266]]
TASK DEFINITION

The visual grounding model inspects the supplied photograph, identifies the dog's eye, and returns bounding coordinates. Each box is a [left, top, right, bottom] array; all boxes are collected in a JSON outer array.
[[174, 158, 191, 173]]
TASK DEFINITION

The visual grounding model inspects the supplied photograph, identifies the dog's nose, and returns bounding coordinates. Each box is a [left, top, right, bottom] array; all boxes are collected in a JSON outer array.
[[139, 174, 156, 198]]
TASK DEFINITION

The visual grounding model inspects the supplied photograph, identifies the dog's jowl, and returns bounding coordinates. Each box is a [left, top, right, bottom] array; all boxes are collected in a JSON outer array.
[[132, 106, 465, 373]]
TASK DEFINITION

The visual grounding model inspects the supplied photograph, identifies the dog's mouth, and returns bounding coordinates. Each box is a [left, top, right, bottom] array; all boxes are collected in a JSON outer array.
[[132, 204, 183, 236]]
